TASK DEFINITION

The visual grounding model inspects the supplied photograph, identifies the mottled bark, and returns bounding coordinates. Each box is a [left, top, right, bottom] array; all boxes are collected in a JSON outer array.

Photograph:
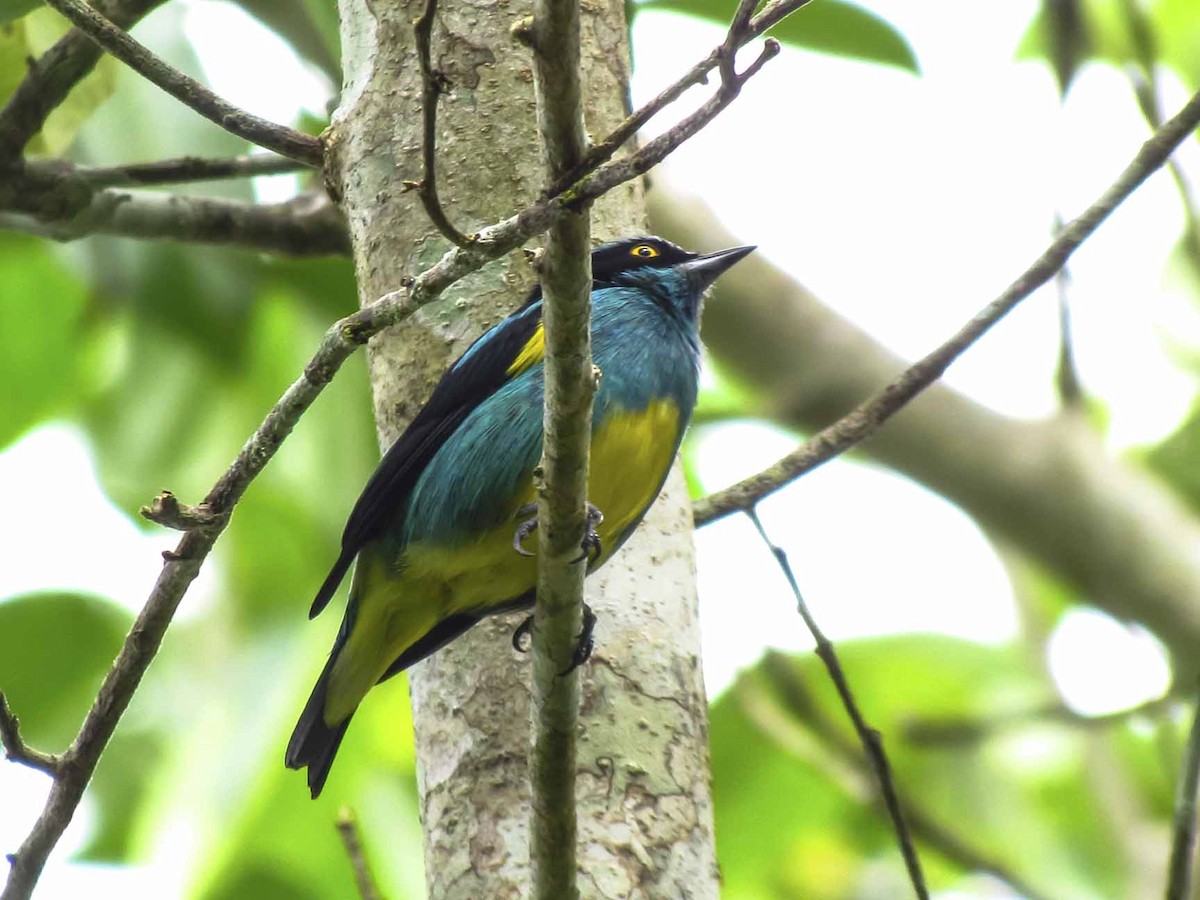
[[330, 1, 719, 896]]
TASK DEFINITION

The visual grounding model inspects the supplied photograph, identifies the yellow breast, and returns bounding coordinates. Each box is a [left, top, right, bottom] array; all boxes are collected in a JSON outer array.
[[332, 398, 685, 708]]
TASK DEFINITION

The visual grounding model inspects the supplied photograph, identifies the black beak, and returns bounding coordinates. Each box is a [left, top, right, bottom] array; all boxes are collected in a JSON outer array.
[[678, 245, 756, 292]]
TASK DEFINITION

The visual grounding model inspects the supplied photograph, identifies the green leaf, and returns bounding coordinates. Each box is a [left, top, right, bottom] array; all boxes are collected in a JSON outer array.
[[636, 0, 919, 73], [11, 8, 119, 155], [1016, 0, 1200, 87], [1015, 0, 1122, 69], [0, 592, 131, 749], [1151, 0, 1200, 88], [0, 234, 87, 450]]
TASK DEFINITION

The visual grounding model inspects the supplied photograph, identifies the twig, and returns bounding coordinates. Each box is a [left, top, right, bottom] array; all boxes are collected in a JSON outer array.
[[746, 509, 928, 899], [693, 82, 1200, 527], [1117, 0, 1200, 284], [40, 0, 323, 166], [0, 0, 166, 161], [527, 0, 592, 894], [1166, 683, 1200, 900], [74, 153, 306, 187], [335, 808, 384, 900], [551, 0, 808, 193], [1053, 214, 1084, 407], [0, 164, 348, 256], [411, 0, 474, 247], [562, 38, 779, 213], [904, 694, 1179, 746], [747, 656, 1051, 900], [0, 693, 61, 778], [139, 491, 225, 531], [718, 0, 762, 92]]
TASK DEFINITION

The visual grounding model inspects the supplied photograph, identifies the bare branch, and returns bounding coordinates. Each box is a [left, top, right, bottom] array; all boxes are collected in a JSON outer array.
[[335, 809, 384, 900], [74, 153, 306, 188], [411, 0, 474, 247], [0, 693, 60, 778], [747, 511, 928, 898], [528, 0, 592, 893], [0, 0, 166, 161], [40, 0, 323, 165], [693, 83, 1200, 527], [0, 163, 348, 255], [1167, 684, 1200, 900]]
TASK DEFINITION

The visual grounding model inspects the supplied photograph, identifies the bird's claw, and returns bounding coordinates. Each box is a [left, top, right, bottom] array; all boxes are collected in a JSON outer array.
[[512, 503, 538, 557], [511, 502, 604, 564], [572, 503, 605, 564], [561, 604, 598, 675], [510, 604, 598, 676], [512, 613, 535, 652]]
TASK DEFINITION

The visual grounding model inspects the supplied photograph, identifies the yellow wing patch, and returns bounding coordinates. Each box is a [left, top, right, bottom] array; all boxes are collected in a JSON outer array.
[[506, 322, 545, 377]]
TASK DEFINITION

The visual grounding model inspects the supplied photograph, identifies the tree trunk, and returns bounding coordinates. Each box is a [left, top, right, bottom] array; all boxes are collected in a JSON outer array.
[[328, 2, 720, 896]]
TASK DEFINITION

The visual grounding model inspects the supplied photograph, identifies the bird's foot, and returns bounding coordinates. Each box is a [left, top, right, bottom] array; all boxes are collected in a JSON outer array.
[[512, 502, 604, 564], [511, 604, 598, 676]]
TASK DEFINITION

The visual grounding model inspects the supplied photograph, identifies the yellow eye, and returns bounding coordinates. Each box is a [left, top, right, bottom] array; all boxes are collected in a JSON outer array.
[[630, 244, 659, 259]]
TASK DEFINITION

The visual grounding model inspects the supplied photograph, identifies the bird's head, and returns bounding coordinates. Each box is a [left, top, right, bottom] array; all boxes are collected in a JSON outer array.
[[521, 236, 754, 319], [596, 236, 755, 322]]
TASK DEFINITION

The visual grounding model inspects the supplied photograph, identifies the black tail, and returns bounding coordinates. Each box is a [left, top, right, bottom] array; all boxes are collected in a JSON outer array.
[[286, 638, 353, 799], [309, 549, 354, 619]]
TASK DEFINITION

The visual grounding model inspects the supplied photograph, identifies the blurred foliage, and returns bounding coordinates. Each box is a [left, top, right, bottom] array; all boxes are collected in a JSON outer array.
[[0, 593, 130, 749], [2, 0, 1200, 898], [712, 639, 1184, 898], [1019, 0, 1200, 85], [635, 0, 918, 72]]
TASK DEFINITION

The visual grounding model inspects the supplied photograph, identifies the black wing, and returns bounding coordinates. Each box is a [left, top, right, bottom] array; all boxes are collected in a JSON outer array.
[[308, 300, 545, 618]]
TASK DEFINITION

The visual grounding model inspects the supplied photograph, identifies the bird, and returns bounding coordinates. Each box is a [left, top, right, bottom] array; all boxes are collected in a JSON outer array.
[[286, 235, 754, 797]]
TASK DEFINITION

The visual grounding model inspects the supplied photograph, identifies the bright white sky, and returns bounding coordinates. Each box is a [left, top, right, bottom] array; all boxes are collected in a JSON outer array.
[[2, 0, 1192, 894]]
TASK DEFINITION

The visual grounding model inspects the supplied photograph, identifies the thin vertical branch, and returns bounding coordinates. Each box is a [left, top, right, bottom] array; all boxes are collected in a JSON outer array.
[[1166, 684, 1200, 900], [411, 0, 474, 247], [1053, 216, 1084, 407], [528, 0, 592, 893], [746, 509, 929, 899]]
